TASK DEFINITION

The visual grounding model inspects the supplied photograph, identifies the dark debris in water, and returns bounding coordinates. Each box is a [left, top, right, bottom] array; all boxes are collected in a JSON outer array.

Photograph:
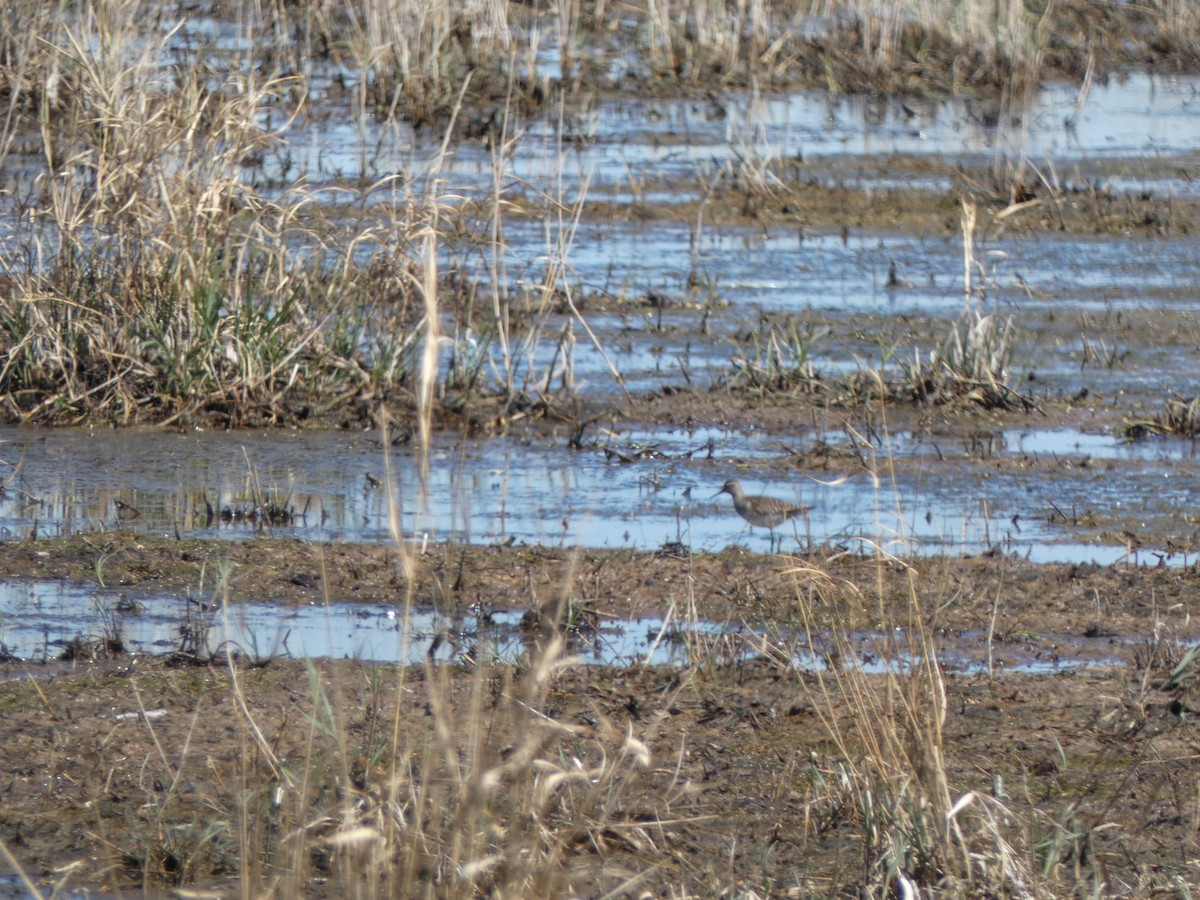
[[1123, 395, 1200, 440], [204, 493, 305, 529]]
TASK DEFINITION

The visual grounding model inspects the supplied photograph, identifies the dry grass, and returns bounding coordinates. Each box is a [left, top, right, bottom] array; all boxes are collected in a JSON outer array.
[[0, 0, 1195, 128], [775, 550, 1040, 895], [0, 0, 602, 427], [742, 521, 1185, 896], [262, 641, 668, 897], [316, 0, 537, 127], [1123, 394, 1200, 440], [0, 0, 1195, 424], [0, 645, 676, 897], [728, 319, 826, 396], [0, 0, 435, 425]]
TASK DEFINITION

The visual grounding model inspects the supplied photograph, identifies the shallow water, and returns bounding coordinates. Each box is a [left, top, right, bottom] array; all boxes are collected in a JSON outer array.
[[1, 423, 1193, 563], [0, 577, 1129, 674], [281, 72, 1200, 197], [3, 65, 1198, 415], [140, 71, 1200, 242], [500, 216, 1200, 316], [449, 216, 1200, 419], [3, 56, 1200, 568]]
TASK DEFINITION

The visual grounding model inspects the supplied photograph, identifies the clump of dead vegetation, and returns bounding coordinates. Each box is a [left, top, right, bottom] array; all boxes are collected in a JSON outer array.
[[320, 0, 1200, 108], [1123, 395, 1200, 440], [780, 560, 1035, 895], [890, 199, 1026, 411], [0, 1, 433, 426], [4, 0, 1198, 138], [725, 302, 1024, 411], [0, 0, 602, 428], [728, 319, 826, 396]]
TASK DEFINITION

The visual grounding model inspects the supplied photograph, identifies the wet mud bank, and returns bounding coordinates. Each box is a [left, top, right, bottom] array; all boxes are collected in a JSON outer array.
[[0, 646, 1196, 895], [1, 531, 1198, 655]]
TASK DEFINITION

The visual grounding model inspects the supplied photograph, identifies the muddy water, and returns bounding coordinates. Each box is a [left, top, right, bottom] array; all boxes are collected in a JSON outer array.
[[7, 70, 1200, 663], [463, 217, 1200, 421], [528, 218, 1200, 316], [1, 423, 1194, 562], [283, 72, 1200, 195], [0, 577, 738, 667], [0, 576, 1127, 673]]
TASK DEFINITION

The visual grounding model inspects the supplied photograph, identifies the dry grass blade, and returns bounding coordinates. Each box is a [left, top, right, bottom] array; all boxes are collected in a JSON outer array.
[[782, 548, 1043, 895], [0, 837, 44, 900]]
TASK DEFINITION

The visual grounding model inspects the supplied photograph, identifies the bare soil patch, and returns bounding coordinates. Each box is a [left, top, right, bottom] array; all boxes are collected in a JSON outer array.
[[2, 535, 1200, 897], [3, 529, 1200, 893], [0, 642, 1196, 894]]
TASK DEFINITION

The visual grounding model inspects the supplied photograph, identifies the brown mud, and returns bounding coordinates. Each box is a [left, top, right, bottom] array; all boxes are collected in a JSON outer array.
[[0, 531, 1195, 642], [564, 163, 1200, 238], [3, 531, 1200, 891], [0, 559, 1198, 895]]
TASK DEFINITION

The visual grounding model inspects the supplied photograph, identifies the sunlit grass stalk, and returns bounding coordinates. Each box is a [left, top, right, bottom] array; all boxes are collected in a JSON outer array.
[[487, 79, 519, 398], [784, 541, 1042, 893]]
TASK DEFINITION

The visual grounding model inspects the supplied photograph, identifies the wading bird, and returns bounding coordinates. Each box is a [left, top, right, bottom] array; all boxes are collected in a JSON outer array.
[[714, 478, 810, 552]]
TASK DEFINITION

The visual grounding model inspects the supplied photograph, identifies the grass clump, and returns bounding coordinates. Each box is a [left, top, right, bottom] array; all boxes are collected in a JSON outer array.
[[312, 0, 547, 130], [738, 198, 1027, 412], [899, 199, 1022, 410], [0, 0, 436, 426], [900, 305, 1019, 409], [766, 546, 1173, 897], [1123, 395, 1200, 440], [728, 320, 826, 397]]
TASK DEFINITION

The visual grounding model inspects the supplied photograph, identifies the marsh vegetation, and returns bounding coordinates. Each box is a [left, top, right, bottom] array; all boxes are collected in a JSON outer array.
[[3, 0, 1200, 896]]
